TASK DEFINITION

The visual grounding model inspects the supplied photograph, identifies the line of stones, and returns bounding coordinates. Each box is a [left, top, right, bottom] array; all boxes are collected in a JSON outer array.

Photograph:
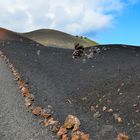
[[0, 50, 90, 140]]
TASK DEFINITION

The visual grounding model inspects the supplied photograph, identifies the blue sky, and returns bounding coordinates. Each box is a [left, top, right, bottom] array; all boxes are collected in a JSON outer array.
[[94, 1, 140, 45], [0, 0, 140, 45]]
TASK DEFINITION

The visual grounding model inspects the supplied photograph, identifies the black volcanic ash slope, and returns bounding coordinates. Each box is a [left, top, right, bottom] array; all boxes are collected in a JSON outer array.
[[0, 41, 140, 140]]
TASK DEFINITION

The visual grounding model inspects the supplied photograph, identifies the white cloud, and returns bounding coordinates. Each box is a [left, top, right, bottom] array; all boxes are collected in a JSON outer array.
[[0, 0, 136, 35]]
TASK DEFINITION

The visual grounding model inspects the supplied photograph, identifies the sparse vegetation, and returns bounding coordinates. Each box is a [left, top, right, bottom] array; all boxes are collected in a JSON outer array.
[[75, 34, 97, 46]]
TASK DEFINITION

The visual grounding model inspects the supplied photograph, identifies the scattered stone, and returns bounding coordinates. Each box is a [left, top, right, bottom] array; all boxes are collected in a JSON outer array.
[[72, 131, 90, 140], [21, 87, 30, 97], [72, 43, 85, 58], [27, 94, 35, 101], [133, 104, 137, 107], [94, 112, 101, 118], [49, 121, 61, 133], [38, 119, 45, 126], [67, 99, 72, 104], [37, 50, 40, 56], [48, 105, 53, 109], [95, 105, 99, 109], [44, 117, 59, 129], [63, 115, 80, 132], [103, 106, 107, 112], [113, 113, 123, 123], [32, 106, 43, 116], [81, 97, 87, 101], [57, 127, 67, 138], [117, 88, 121, 92], [24, 97, 32, 108], [41, 109, 51, 118], [26, 105, 34, 112], [71, 133, 80, 140], [117, 117, 123, 123], [121, 83, 125, 87], [74, 43, 83, 50], [118, 93, 123, 95], [62, 134, 68, 140], [107, 108, 113, 113], [90, 106, 96, 112], [86, 52, 94, 59], [117, 133, 129, 140], [18, 80, 25, 89], [102, 47, 107, 51], [80, 133, 90, 140], [43, 106, 53, 114]]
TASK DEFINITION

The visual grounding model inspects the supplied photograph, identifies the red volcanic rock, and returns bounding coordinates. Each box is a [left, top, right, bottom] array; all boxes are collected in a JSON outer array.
[[0, 27, 25, 41]]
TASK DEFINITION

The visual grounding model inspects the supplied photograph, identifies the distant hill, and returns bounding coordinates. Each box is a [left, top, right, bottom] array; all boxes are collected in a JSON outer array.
[[0, 27, 98, 49], [0, 27, 30, 43], [22, 29, 97, 49]]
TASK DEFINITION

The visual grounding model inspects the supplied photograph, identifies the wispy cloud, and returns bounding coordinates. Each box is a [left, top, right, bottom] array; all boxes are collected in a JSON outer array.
[[0, 0, 137, 34]]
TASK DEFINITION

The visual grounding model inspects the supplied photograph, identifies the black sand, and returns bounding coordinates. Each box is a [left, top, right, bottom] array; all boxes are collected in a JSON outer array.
[[0, 40, 140, 140], [0, 57, 58, 140]]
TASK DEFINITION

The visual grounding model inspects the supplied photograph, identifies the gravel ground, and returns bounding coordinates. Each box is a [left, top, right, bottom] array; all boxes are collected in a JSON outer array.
[[0, 58, 58, 140], [0, 40, 140, 139]]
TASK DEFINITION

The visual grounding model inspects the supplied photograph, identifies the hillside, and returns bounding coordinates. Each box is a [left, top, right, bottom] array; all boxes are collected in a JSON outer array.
[[1, 27, 140, 139], [1, 41, 140, 139], [0, 27, 27, 41], [22, 29, 97, 49]]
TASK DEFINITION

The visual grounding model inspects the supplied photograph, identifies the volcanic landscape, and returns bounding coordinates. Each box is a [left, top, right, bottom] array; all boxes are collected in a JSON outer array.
[[0, 27, 140, 140]]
